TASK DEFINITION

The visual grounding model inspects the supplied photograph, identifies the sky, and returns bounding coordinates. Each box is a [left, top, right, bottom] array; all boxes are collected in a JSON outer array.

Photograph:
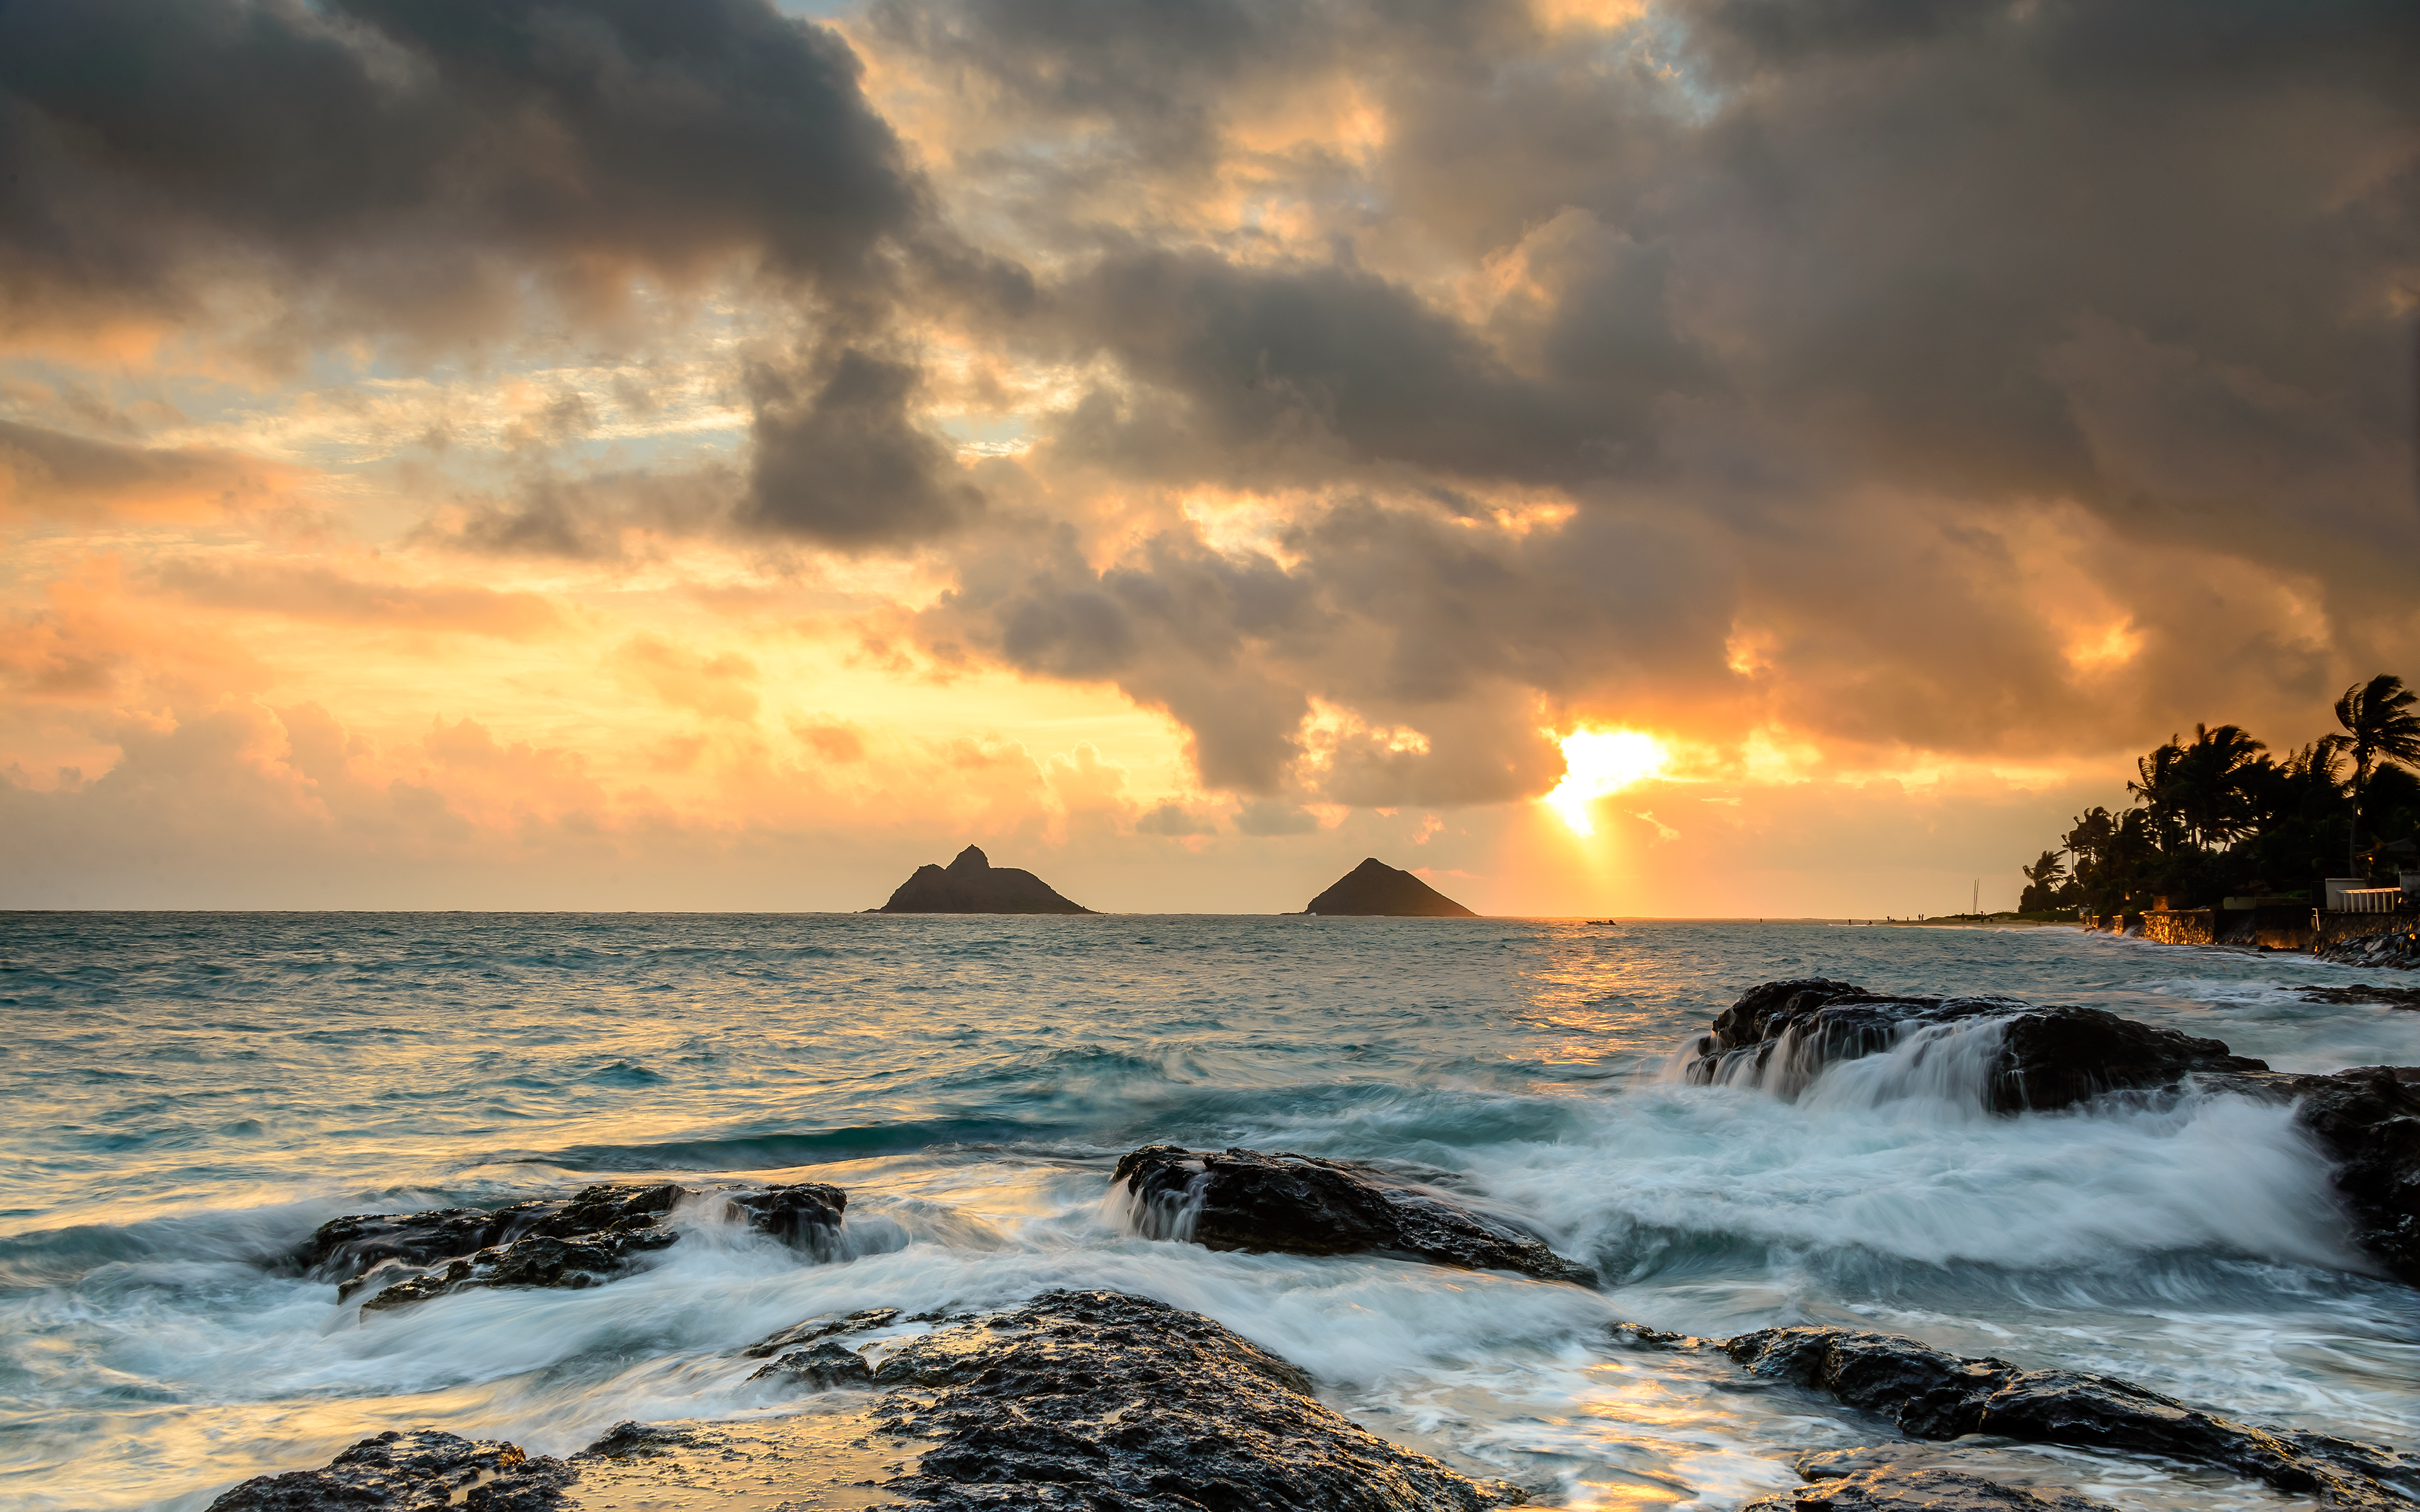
[[1, 0, 2415, 915]]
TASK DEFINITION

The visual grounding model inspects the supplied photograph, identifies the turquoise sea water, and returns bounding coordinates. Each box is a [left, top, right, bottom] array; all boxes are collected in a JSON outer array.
[[3, 914, 2416, 1511]]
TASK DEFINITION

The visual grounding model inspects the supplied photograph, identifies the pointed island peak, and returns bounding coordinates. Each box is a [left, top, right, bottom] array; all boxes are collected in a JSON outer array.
[[878, 845, 1094, 914], [1303, 857, 1479, 917]]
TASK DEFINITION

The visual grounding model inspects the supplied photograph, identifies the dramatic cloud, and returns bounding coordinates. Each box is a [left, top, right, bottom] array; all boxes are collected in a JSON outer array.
[[0, 420, 304, 521], [0, 0, 925, 348], [2, 0, 2415, 909]]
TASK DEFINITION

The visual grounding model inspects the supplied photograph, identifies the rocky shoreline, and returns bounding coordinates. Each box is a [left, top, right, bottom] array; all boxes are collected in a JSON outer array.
[[208, 980, 2419, 1511]]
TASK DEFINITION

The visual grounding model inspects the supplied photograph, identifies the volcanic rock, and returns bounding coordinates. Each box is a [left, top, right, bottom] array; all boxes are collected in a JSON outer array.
[[1725, 1326, 2417, 1511], [205, 1428, 573, 1512], [1688, 980, 2420, 1284], [747, 1339, 875, 1389], [2300, 983, 2420, 1009], [1683, 978, 2266, 1109], [872, 1289, 1524, 1509], [1741, 1465, 2119, 1512], [2233, 1065, 2420, 1284], [743, 1306, 901, 1358], [293, 1181, 846, 1311], [212, 1292, 1523, 1511], [1305, 857, 1480, 917], [2315, 926, 2420, 970], [1112, 1144, 1594, 1283], [877, 844, 1092, 914]]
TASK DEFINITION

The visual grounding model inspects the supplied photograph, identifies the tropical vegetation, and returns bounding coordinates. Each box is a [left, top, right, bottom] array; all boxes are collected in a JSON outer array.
[[2018, 674, 2420, 916]]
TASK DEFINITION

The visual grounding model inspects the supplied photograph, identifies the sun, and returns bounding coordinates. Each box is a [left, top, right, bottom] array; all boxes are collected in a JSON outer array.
[[1543, 728, 1669, 836]]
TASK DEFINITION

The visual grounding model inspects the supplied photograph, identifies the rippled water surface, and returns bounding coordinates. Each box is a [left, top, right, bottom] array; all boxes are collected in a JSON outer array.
[[3, 914, 2416, 1511]]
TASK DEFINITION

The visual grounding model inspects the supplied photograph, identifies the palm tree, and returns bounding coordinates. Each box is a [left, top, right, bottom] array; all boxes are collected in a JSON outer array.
[[2129, 737, 2187, 852], [2321, 674, 2420, 873], [2170, 723, 2267, 850]]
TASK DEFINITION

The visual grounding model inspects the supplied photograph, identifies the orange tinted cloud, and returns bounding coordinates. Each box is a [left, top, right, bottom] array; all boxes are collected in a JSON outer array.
[[0, 420, 304, 523], [153, 559, 565, 639]]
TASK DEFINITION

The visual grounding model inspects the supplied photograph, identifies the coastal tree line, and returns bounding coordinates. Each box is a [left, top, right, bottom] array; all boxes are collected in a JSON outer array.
[[2018, 674, 2420, 916]]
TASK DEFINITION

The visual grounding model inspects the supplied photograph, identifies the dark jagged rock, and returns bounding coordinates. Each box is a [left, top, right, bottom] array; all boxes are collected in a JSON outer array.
[[2235, 1065, 2420, 1285], [748, 1339, 875, 1389], [293, 1182, 848, 1312], [744, 1305, 901, 1358], [870, 1290, 1524, 1509], [877, 844, 1092, 914], [2300, 983, 2420, 1009], [1683, 978, 2265, 1109], [2315, 927, 2420, 970], [215, 1292, 1521, 1511], [1112, 1145, 1594, 1284], [1725, 1326, 2417, 1511], [1743, 1465, 2119, 1512], [727, 1182, 848, 1255], [205, 1428, 573, 1512], [1305, 857, 1480, 917], [1687, 980, 2420, 1284]]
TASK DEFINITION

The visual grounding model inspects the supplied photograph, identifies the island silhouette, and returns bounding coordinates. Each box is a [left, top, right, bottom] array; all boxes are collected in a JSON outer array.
[[1303, 858, 1479, 917], [877, 845, 1094, 914]]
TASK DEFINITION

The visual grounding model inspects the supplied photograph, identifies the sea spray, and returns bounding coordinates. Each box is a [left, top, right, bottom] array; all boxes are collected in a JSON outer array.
[[4, 914, 2417, 1512]]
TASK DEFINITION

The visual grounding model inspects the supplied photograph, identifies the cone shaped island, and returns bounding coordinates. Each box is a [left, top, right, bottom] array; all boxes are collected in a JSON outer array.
[[1301, 857, 1480, 917], [877, 845, 1093, 914]]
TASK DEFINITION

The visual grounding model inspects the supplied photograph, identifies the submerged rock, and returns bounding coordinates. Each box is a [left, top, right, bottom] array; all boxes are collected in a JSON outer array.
[[293, 1181, 847, 1312], [743, 1306, 902, 1358], [1303, 857, 1480, 917], [1726, 1326, 2418, 1511], [1743, 1465, 2118, 1512], [205, 1428, 572, 1511], [1111, 1144, 1594, 1283], [2300, 982, 2420, 1007], [748, 1339, 875, 1389], [877, 844, 1092, 914], [1687, 980, 2420, 1283]]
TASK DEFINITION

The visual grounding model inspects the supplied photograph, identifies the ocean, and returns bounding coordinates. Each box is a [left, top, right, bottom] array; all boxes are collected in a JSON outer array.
[[3, 913, 2416, 1511]]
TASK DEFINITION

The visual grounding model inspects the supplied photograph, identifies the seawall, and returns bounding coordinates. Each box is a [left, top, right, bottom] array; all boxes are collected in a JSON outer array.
[[2088, 907, 2417, 956]]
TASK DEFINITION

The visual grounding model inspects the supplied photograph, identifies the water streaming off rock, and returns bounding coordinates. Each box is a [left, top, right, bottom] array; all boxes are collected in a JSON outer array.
[[3, 914, 2415, 1511]]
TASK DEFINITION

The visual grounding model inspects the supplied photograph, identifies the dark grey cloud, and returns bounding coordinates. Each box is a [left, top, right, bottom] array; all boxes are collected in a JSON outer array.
[[436, 463, 741, 559], [741, 349, 982, 546], [0, 0, 1020, 549], [850, 0, 2419, 796], [0, 0, 924, 343], [0, 418, 294, 518]]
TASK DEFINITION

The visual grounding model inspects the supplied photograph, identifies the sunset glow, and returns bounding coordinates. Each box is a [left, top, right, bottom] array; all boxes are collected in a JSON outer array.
[[0, 0, 2411, 919], [1543, 730, 1670, 837]]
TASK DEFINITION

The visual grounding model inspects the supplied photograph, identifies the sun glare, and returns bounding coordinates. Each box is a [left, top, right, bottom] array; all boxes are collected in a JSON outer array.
[[1543, 728, 1669, 836]]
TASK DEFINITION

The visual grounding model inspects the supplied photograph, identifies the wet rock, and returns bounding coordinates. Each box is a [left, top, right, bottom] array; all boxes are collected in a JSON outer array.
[[729, 1182, 848, 1254], [205, 1428, 573, 1512], [2315, 927, 2420, 970], [1112, 1144, 1594, 1283], [744, 1306, 902, 1358], [1742, 1465, 2118, 1512], [2299, 983, 2420, 1009], [1725, 1327, 2417, 1511], [294, 1180, 851, 1312], [749, 1339, 875, 1389], [2235, 1065, 2420, 1286], [1687, 982, 2420, 1282], [1684, 978, 2266, 1109], [576, 1421, 693, 1460], [215, 1292, 1522, 1511], [870, 1289, 1525, 1509]]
